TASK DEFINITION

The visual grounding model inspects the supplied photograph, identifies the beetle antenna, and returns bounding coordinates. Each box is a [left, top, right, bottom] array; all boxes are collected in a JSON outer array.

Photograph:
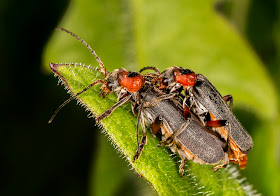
[[140, 66, 160, 75], [56, 27, 107, 77], [49, 79, 105, 123]]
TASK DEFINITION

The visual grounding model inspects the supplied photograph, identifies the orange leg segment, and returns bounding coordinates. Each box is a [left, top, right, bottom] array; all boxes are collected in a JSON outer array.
[[228, 139, 248, 169]]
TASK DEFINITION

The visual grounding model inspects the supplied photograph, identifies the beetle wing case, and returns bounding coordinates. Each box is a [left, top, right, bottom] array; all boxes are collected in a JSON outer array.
[[142, 91, 224, 165], [192, 74, 253, 153], [176, 120, 224, 164]]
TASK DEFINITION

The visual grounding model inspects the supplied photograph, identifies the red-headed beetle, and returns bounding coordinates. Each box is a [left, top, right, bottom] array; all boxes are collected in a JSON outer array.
[[49, 29, 235, 174], [140, 66, 253, 170]]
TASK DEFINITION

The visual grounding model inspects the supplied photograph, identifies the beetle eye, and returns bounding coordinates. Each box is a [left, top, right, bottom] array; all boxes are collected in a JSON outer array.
[[179, 68, 193, 75], [127, 72, 139, 77]]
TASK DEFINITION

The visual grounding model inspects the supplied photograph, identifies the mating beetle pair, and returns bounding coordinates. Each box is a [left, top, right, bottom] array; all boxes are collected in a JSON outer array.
[[49, 28, 253, 175], [140, 66, 253, 170]]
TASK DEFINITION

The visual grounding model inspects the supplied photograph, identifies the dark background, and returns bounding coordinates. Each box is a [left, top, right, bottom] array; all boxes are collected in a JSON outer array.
[[1, 0, 97, 195], [1, 0, 279, 195]]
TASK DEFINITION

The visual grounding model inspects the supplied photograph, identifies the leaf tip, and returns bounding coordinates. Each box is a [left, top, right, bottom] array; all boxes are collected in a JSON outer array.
[[49, 62, 57, 71], [49, 62, 63, 77]]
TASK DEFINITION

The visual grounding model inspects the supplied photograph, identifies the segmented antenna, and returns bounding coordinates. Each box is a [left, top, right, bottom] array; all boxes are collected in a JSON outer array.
[[48, 76, 105, 123], [56, 27, 107, 77], [139, 66, 160, 75]]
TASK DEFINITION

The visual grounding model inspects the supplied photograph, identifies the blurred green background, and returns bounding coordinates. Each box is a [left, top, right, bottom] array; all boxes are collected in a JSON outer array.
[[1, 0, 279, 195]]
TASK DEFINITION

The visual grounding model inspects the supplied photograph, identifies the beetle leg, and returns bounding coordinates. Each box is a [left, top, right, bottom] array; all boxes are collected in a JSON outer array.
[[170, 122, 194, 176], [206, 119, 227, 127], [223, 95, 233, 110], [169, 83, 182, 94], [177, 149, 187, 176], [151, 116, 175, 147], [48, 78, 106, 123], [143, 93, 177, 108], [131, 102, 139, 116], [212, 151, 229, 172], [225, 121, 231, 150], [133, 100, 146, 161], [184, 88, 196, 107], [182, 96, 191, 119], [206, 113, 229, 141], [187, 96, 208, 120], [139, 112, 148, 151], [228, 139, 248, 168], [151, 116, 162, 136], [213, 150, 229, 172], [95, 94, 132, 123], [212, 122, 231, 171], [157, 137, 174, 147]]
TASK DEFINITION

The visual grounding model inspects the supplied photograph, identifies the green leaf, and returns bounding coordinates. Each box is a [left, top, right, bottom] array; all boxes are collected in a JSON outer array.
[[49, 63, 253, 195], [90, 132, 156, 196], [44, 0, 280, 195]]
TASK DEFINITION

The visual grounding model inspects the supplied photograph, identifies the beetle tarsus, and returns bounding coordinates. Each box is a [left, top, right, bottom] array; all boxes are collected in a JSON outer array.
[[179, 159, 186, 176], [133, 135, 147, 162], [223, 94, 233, 110], [212, 162, 228, 172]]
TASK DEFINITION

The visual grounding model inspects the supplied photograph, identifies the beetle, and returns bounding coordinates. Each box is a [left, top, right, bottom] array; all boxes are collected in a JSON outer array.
[[48, 28, 181, 163], [138, 89, 228, 175], [140, 66, 253, 169], [49, 28, 232, 174]]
